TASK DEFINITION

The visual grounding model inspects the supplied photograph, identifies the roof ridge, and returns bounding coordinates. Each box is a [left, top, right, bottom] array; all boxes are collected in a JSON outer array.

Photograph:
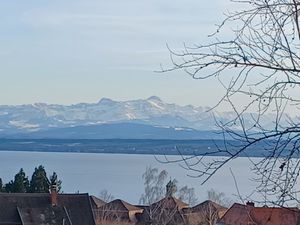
[[120, 199, 142, 211]]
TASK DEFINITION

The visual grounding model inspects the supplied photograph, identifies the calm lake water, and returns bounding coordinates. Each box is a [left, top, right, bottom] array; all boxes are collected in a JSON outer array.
[[0, 151, 274, 204]]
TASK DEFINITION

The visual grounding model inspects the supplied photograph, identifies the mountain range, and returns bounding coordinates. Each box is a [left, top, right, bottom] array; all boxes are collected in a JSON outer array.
[[0, 96, 275, 139]]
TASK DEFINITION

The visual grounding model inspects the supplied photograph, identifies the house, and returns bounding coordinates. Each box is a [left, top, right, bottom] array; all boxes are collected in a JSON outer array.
[[90, 195, 106, 209], [183, 200, 227, 225], [136, 179, 228, 225], [0, 188, 96, 225], [217, 202, 300, 225], [93, 199, 143, 224], [136, 196, 189, 225]]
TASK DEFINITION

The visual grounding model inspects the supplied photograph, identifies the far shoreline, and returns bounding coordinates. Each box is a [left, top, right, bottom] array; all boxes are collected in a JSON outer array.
[[0, 138, 275, 158]]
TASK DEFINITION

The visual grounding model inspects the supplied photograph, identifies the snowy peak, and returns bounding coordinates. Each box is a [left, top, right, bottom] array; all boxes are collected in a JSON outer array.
[[0, 97, 213, 134], [0, 96, 278, 136], [147, 96, 162, 102], [98, 97, 116, 105]]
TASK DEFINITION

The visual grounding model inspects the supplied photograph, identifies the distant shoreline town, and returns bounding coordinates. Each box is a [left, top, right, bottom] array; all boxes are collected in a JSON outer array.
[[0, 138, 271, 157]]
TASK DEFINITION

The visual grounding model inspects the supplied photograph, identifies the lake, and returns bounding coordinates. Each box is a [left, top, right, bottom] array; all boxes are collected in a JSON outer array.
[[0, 150, 270, 204]]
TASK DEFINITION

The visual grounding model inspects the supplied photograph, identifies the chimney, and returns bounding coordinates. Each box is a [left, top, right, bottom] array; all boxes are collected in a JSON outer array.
[[246, 201, 254, 207], [50, 185, 58, 206]]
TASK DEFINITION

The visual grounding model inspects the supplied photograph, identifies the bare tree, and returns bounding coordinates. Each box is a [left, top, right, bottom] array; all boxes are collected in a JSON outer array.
[[94, 205, 134, 225], [139, 167, 198, 206], [199, 203, 222, 225], [139, 167, 176, 225], [99, 189, 115, 202], [162, 0, 300, 206], [200, 206, 218, 225], [185, 204, 219, 225], [139, 166, 168, 205], [206, 189, 232, 208], [140, 197, 186, 225], [178, 186, 198, 207], [93, 200, 140, 225], [139, 167, 196, 225], [183, 200, 227, 225]]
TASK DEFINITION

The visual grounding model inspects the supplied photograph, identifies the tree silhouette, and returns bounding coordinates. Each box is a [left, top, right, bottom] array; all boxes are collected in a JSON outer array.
[[30, 165, 50, 193], [12, 168, 29, 193], [49, 172, 62, 192], [163, 0, 300, 206], [0, 178, 4, 192], [5, 168, 29, 193], [0, 166, 62, 193]]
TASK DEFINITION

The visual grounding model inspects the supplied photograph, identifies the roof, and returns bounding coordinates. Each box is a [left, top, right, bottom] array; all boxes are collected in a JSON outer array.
[[99, 199, 143, 212], [137, 197, 188, 225], [180, 200, 227, 225], [218, 203, 300, 225], [90, 195, 106, 209], [17, 206, 72, 225], [151, 196, 189, 210], [184, 200, 227, 214], [0, 193, 96, 225], [191, 200, 226, 211]]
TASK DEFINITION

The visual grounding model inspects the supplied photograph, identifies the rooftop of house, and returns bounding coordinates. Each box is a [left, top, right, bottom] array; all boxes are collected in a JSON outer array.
[[0, 192, 96, 225], [99, 199, 143, 212], [218, 202, 300, 225], [183, 200, 227, 215], [18, 206, 72, 225], [90, 195, 106, 209], [150, 196, 189, 210]]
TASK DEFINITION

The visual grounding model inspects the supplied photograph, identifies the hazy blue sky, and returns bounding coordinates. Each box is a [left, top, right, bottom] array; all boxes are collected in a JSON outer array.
[[0, 0, 232, 106]]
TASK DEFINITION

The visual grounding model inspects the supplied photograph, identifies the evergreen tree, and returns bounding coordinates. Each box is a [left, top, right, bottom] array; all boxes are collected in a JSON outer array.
[[49, 172, 62, 192], [5, 180, 14, 193], [13, 168, 29, 193], [30, 165, 50, 193], [0, 166, 62, 193], [0, 178, 4, 192]]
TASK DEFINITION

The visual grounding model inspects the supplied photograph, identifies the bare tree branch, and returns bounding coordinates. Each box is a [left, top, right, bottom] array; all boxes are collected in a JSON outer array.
[[161, 0, 300, 206]]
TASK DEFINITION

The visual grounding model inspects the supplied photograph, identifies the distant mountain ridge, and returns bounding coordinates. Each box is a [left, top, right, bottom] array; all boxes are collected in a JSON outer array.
[[11, 123, 222, 139], [0, 96, 277, 139]]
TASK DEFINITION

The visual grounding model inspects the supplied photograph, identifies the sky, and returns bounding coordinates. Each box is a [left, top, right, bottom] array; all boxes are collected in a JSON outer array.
[[0, 0, 233, 107]]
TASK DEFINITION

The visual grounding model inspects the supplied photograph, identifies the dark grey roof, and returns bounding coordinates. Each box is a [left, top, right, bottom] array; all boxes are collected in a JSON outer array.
[[0, 193, 95, 225], [18, 206, 72, 225]]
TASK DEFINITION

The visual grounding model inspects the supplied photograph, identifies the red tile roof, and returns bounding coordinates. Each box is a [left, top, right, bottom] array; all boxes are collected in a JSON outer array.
[[218, 203, 300, 225]]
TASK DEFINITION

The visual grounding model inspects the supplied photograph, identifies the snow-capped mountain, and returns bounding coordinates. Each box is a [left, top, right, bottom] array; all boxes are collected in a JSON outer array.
[[0, 96, 279, 138]]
